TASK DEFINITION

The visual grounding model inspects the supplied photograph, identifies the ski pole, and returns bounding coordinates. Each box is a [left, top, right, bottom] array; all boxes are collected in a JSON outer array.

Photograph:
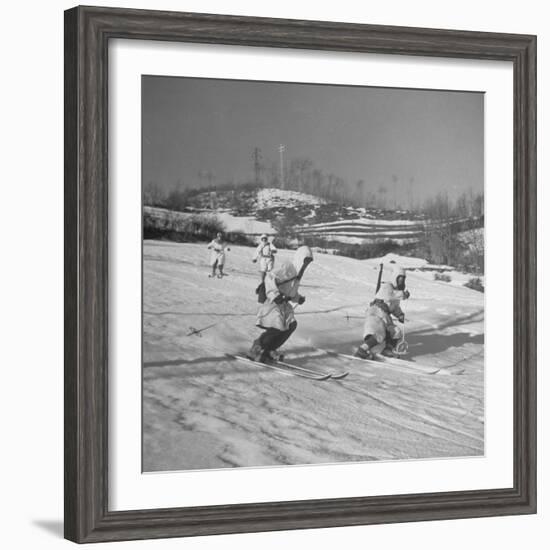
[[395, 321, 409, 355], [375, 263, 384, 294]]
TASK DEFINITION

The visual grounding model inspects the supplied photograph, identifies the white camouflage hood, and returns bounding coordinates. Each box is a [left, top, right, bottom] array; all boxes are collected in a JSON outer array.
[[271, 246, 313, 284], [393, 265, 406, 278]]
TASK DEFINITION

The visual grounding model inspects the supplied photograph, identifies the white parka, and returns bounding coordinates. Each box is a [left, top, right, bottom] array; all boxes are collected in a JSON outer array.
[[256, 247, 313, 331], [254, 240, 277, 272], [207, 238, 228, 266], [362, 282, 405, 345]]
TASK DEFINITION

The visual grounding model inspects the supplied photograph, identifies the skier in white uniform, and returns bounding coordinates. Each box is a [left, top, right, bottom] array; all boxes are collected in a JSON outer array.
[[248, 246, 313, 363], [207, 232, 230, 278], [354, 266, 410, 359], [252, 234, 277, 283]]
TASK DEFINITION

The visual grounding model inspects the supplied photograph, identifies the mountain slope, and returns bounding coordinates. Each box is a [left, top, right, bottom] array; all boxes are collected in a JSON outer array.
[[143, 241, 484, 471]]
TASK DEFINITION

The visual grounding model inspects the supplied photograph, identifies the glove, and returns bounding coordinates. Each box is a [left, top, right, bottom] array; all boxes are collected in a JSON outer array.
[[403, 290, 410, 299], [397, 313, 405, 323], [297, 296, 306, 305], [372, 299, 390, 313], [274, 294, 285, 304]]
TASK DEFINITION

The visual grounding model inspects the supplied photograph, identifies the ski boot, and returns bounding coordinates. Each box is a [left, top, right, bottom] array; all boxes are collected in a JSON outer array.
[[381, 346, 399, 358], [247, 340, 266, 362], [354, 344, 374, 360], [266, 349, 285, 363]]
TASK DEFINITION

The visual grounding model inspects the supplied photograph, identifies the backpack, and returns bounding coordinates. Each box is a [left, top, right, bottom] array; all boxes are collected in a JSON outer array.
[[255, 282, 267, 303]]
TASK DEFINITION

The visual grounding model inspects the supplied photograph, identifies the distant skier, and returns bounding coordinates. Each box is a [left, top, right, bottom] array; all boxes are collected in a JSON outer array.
[[252, 234, 278, 283], [248, 246, 313, 363], [354, 265, 410, 359], [207, 232, 230, 278]]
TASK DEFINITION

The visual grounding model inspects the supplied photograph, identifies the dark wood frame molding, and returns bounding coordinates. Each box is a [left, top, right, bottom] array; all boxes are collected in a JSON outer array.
[[64, 6, 537, 543]]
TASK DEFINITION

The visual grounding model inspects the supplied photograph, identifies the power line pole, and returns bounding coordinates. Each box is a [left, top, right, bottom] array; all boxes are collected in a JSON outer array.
[[278, 144, 285, 189], [206, 171, 214, 187], [253, 147, 262, 186]]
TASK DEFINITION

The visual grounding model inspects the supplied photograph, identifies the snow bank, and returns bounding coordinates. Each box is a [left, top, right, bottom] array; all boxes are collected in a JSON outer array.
[[215, 212, 275, 235], [363, 253, 429, 269], [256, 188, 327, 209], [144, 205, 275, 236]]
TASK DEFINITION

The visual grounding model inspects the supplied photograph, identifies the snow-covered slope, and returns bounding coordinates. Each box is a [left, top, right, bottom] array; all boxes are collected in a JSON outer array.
[[256, 188, 327, 209], [144, 205, 276, 235], [215, 211, 275, 235], [143, 241, 484, 472], [147, 188, 482, 251], [362, 253, 484, 289]]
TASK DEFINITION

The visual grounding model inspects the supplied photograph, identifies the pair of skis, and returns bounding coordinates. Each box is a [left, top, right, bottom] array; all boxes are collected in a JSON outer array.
[[334, 351, 441, 375], [229, 350, 462, 380], [228, 354, 349, 381], [325, 349, 465, 376]]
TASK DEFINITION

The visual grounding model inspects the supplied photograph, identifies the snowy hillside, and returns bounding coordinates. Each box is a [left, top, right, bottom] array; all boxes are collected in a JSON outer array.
[[295, 218, 425, 245], [363, 253, 484, 288], [146, 188, 483, 264], [143, 241, 484, 472], [256, 188, 327, 209], [295, 216, 482, 246], [144, 206, 276, 236]]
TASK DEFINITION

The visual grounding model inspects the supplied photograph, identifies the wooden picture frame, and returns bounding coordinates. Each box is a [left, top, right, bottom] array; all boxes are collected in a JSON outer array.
[[64, 5, 536, 543]]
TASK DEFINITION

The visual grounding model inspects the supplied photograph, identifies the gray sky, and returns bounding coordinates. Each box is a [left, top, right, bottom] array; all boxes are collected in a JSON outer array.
[[142, 76, 483, 203]]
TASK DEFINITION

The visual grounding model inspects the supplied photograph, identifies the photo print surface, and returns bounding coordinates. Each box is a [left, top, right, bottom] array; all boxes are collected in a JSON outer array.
[[142, 75, 485, 472]]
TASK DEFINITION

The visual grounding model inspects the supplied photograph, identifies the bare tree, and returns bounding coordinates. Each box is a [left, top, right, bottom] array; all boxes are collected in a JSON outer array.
[[143, 182, 165, 206], [355, 180, 365, 207], [377, 184, 388, 209]]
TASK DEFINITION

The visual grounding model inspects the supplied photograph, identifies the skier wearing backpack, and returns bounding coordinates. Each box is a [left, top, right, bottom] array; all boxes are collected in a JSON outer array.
[[252, 234, 278, 283], [354, 265, 410, 360], [207, 232, 230, 278], [248, 246, 313, 363]]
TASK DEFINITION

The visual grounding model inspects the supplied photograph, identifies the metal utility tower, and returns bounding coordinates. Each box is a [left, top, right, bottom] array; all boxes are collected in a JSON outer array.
[[278, 144, 285, 189], [253, 147, 262, 186]]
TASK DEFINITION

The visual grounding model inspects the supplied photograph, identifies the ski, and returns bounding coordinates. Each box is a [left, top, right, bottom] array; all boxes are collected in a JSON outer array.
[[327, 349, 466, 376], [324, 350, 441, 375], [371, 353, 441, 374], [276, 358, 349, 380], [229, 354, 333, 381], [436, 365, 466, 376], [276, 361, 349, 380]]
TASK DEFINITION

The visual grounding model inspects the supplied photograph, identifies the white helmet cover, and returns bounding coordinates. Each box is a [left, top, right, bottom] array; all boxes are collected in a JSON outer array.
[[393, 266, 406, 278]]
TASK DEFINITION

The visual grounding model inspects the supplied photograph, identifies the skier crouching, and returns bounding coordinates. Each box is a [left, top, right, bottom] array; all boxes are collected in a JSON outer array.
[[248, 246, 313, 363], [354, 279, 407, 360]]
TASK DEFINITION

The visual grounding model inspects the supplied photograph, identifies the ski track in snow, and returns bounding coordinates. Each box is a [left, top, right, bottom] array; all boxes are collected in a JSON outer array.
[[143, 241, 485, 472]]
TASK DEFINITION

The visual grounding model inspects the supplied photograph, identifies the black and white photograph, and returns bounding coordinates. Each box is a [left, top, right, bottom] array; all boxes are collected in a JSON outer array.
[[142, 75, 485, 472], [1, 0, 544, 546]]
